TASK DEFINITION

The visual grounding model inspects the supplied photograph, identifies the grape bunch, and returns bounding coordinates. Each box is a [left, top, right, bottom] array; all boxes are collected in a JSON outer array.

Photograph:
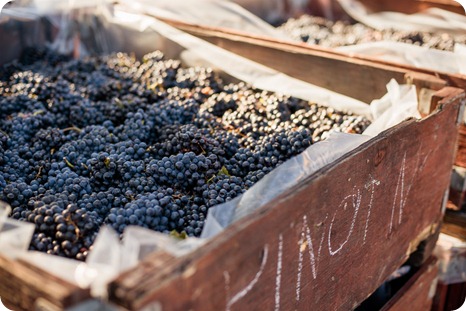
[[278, 15, 466, 51], [0, 48, 370, 260]]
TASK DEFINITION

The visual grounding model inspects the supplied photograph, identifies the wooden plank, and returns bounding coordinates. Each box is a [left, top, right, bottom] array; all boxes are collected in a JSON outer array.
[[456, 125, 466, 167], [108, 88, 463, 311], [432, 281, 466, 311], [357, 0, 465, 15], [381, 257, 439, 311], [432, 281, 449, 311], [0, 255, 91, 311], [351, 53, 466, 93], [442, 211, 466, 240]]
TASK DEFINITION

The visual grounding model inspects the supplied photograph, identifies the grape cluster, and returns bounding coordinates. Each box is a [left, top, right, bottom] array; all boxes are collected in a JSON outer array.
[[278, 15, 466, 51], [0, 48, 370, 260]]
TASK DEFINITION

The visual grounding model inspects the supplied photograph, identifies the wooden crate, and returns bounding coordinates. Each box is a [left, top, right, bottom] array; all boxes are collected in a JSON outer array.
[[441, 211, 466, 241], [0, 22, 465, 311], [381, 257, 439, 311], [432, 233, 466, 311], [107, 86, 462, 310], [433, 281, 466, 311], [103, 27, 464, 309], [0, 255, 91, 310]]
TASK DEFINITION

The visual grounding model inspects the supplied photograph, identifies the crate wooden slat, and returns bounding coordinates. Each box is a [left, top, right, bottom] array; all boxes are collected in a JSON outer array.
[[0, 255, 91, 311], [381, 257, 439, 311], [432, 281, 466, 311], [108, 88, 464, 311], [441, 211, 466, 240]]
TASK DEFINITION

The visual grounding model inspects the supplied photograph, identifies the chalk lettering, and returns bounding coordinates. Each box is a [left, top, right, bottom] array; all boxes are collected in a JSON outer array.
[[275, 234, 283, 311], [225, 245, 269, 311], [328, 189, 361, 256], [364, 176, 381, 244], [296, 215, 326, 302], [389, 151, 421, 233]]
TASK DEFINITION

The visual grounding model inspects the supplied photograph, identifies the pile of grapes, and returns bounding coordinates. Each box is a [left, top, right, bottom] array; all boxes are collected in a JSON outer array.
[[278, 15, 466, 51], [0, 48, 370, 260]]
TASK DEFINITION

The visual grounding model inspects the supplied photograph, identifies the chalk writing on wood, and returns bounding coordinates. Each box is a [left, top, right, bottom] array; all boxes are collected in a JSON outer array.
[[222, 146, 428, 310], [274, 234, 283, 311], [328, 189, 362, 256], [225, 245, 269, 311], [364, 176, 381, 244]]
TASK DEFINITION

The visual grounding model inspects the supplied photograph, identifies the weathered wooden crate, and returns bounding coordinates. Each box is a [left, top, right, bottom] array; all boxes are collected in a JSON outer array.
[[0, 17, 465, 311], [106, 86, 462, 311], [381, 257, 439, 311], [432, 280, 466, 311]]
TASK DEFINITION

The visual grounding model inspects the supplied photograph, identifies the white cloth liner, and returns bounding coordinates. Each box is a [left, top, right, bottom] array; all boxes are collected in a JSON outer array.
[[337, 42, 466, 75], [0, 1, 422, 299], [338, 1, 466, 34], [120, 0, 290, 40], [334, 0, 466, 74]]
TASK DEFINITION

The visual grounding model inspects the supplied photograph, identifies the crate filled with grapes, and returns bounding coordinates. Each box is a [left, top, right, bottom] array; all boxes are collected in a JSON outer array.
[[149, 0, 466, 211], [0, 2, 464, 311], [154, 0, 466, 262]]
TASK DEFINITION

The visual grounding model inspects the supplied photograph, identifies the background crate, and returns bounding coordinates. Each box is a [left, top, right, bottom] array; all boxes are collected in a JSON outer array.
[[381, 257, 439, 311]]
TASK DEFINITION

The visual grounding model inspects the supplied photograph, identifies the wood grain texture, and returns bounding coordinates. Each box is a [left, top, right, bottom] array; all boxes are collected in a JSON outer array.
[[108, 89, 463, 311], [432, 281, 466, 311], [381, 257, 439, 311], [0, 255, 90, 311], [442, 211, 466, 240], [456, 125, 466, 167]]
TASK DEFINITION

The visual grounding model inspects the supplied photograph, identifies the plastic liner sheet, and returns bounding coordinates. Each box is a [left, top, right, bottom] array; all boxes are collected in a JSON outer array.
[[119, 0, 289, 40], [333, 0, 466, 74], [434, 233, 466, 284], [0, 1, 420, 300], [0, 201, 35, 259], [337, 42, 466, 75], [338, 0, 466, 34], [0, 202, 10, 232]]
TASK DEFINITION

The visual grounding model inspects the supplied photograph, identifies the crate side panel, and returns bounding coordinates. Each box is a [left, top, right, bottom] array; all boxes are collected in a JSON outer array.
[[381, 257, 439, 311]]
